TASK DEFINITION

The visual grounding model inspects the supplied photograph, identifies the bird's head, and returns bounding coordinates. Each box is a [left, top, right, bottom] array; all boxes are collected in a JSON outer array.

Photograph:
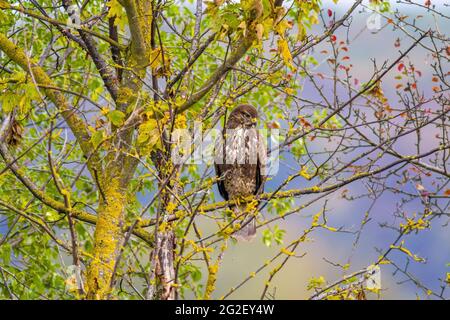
[[229, 104, 258, 128]]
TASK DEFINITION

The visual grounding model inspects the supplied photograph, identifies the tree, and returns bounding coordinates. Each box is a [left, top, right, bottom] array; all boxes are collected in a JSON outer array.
[[0, 0, 448, 300]]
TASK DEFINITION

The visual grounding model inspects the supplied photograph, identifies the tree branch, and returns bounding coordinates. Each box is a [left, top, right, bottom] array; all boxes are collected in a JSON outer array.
[[0, 32, 98, 170], [177, 34, 256, 113], [0, 1, 124, 49]]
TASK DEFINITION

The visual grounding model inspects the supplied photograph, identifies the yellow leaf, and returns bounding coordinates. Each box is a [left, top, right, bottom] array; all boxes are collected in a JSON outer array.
[[277, 38, 295, 70], [274, 19, 291, 36], [284, 87, 295, 95], [378, 258, 391, 265], [390, 241, 425, 262], [307, 276, 325, 290], [166, 202, 177, 213], [150, 48, 161, 69], [323, 225, 337, 232], [400, 217, 429, 234], [312, 211, 321, 226], [101, 107, 110, 116], [255, 23, 264, 40], [209, 264, 218, 274], [106, 0, 127, 30], [137, 119, 158, 144], [280, 247, 295, 256], [158, 221, 168, 232], [299, 166, 311, 179]]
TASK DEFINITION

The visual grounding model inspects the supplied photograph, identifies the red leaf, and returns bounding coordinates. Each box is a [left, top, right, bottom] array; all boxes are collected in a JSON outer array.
[[330, 35, 337, 42], [327, 9, 333, 17], [397, 63, 405, 72]]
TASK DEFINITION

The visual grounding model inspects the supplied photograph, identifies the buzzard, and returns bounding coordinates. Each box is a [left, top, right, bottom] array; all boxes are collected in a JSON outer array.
[[214, 104, 267, 240]]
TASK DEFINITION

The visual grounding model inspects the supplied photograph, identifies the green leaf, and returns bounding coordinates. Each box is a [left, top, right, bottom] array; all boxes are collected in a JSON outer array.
[[191, 266, 202, 282], [273, 226, 285, 245], [1, 243, 11, 265], [0, 92, 14, 113], [45, 211, 61, 222], [107, 110, 126, 126], [90, 130, 105, 149], [137, 119, 158, 144], [262, 229, 272, 247]]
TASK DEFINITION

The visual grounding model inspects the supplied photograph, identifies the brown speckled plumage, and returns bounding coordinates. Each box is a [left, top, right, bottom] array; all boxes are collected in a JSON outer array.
[[214, 104, 267, 240]]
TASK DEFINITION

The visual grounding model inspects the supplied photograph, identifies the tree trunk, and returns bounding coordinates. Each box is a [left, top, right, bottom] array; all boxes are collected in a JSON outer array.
[[148, 150, 181, 300], [86, 177, 126, 300]]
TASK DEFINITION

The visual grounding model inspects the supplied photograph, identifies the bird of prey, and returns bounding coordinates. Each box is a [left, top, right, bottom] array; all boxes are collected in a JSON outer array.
[[214, 104, 267, 240]]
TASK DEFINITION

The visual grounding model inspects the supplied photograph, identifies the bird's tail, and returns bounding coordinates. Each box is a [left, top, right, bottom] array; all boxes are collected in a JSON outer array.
[[233, 207, 257, 241]]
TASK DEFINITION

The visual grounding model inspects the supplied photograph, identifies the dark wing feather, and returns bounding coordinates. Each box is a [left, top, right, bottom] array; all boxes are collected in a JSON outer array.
[[255, 160, 262, 196], [215, 163, 229, 201], [214, 133, 229, 200]]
